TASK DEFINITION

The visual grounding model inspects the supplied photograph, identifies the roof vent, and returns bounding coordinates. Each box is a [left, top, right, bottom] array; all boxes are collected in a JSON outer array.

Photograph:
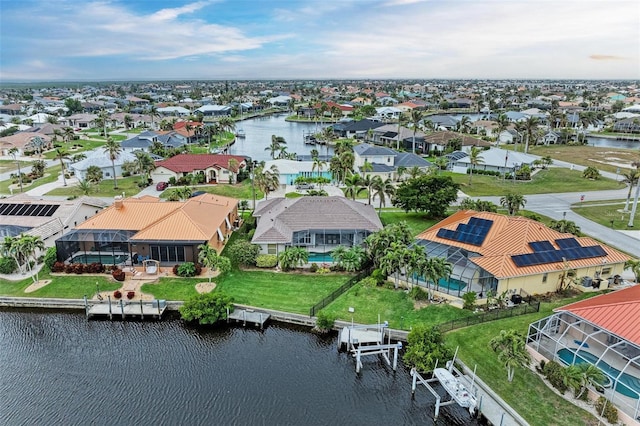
[[114, 195, 124, 210]]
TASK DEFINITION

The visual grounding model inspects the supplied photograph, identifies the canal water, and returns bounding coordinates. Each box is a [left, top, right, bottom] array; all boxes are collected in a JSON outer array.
[[0, 310, 478, 426], [230, 114, 334, 162]]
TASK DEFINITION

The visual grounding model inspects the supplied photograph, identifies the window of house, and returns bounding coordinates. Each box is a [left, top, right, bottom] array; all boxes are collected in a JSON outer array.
[[267, 244, 277, 255], [542, 273, 548, 283], [601, 267, 611, 275]]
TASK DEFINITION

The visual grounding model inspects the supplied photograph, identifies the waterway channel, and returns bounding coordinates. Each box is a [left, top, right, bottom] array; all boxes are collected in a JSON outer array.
[[0, 310, 478, 426]]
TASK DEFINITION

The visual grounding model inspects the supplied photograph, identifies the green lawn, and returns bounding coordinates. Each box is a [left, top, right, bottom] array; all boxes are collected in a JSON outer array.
[[572, 200, 640, 230], [322, 283, 474, 329], [42, 140, 106, 159], [379, 211, 439, 236], [0, 272, 120, 298], [142, 269, 351, 314], [447, 168, 621, 197], [447, 292, 602, 426], [159, 180, 263, 200], [529, 145, 640, 175], [46, 175, 145, 197], [0, 165, 62, 196]]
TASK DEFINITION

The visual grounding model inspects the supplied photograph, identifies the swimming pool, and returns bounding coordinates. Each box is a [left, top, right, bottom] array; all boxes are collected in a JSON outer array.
[[307, 252, 335, 263], [557, 348, 640, 398], [71, 254, 128, 265], [437, 277, 467, 292]]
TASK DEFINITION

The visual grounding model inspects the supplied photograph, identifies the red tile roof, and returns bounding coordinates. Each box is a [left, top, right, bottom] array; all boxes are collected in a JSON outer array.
[[417, 211, 630, 279], [155, 154, 246, 173], [556, 286, 640, 346]]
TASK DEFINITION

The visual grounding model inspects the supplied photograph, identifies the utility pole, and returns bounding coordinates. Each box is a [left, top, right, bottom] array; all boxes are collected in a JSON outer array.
[[628, 179, 640, 228]]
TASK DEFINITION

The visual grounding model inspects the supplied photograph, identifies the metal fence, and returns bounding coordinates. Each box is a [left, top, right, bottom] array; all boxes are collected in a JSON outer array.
[[309, 268, 372, 317], [438, 299, 541, 333]]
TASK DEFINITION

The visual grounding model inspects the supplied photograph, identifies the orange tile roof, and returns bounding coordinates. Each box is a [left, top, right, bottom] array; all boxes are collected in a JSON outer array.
[[76, 194, 237, 242], [556, 286, 640, 346], [417, 211, 630, 279]]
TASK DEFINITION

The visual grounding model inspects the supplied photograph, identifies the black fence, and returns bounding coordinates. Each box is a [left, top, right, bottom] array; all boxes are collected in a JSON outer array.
[[309, 268, 372, 317], [438, 299, 541, 333]]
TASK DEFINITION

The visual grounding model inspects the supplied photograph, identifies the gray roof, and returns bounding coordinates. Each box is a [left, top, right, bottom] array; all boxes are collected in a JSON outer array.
[[121, 131, 186, 150], [353, 143, 397, 157], [369, 164, 395, 172], [251, 196, 383, 244], [394, 152, 432, 168]]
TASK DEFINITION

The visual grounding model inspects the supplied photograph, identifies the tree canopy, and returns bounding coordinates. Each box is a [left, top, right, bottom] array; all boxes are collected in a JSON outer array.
[[392, 175, 459, 217], [179, 292, 234, 325]]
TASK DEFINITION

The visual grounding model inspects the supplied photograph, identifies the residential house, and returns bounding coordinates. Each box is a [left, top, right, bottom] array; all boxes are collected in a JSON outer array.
[[331, 119, 384, 139], [369, 124, 427, 151], [450, 147, 537, 175], [195, 104, 231, 116], [0, 132, 51, 156], [413, 210, 629, 298], [613, 117, 640, 134], [264, 159, 331, 185], [374, 106, 402, 120], [70, 149, 137, 182], [426, 115, 459, 130], [0, 104, 24, 116], [497, 129, 521, 145], [422, 131, 491, 153], [542, 130, 562, 145], [527, 286, 640, 424], [353, 143, 431, 180], [157, 106, 190, 116], [151, 153, 247, 184], [56, 194, 239, 266], [65, 113, 97, 129], [120, 130, 187, 153], [251, 196, 383, 258]]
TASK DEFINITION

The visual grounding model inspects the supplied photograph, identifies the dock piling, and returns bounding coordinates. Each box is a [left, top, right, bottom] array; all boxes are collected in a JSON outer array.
[[120, 299, 125, 319], [108, 295, 113, 320], [83, 295, 88, 319]]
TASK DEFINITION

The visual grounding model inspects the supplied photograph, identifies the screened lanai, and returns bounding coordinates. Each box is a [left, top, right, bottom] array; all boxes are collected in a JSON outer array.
[[290, 228, 372, 252], [528, 311, 640, 420], [413, 239, 498, 297], [55, 228, 136, 266]]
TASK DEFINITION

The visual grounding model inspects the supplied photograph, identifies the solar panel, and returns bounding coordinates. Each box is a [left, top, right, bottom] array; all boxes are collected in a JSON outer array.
[[436, 218, 494, 246], [529, 241, 555, 252], [0, 203, 60, 217], [512, 240, 607, 267], [556, 238, 580, 249]]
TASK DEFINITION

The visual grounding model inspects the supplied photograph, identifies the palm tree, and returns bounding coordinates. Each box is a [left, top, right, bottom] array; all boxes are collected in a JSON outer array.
[[372, 176, 395, 214], [523, 116, 539, 153], [500, 192, 526, 216], [468, 146, 484, 185], [2, 236, 23, 274], [97, 109, 110, 137], [621, 169, 640, 211], [77, 180, 93, 196], [574, 363, 605, 399], [458, 115, 471, 134], [54, 147, 71, 187], [197, 243, 219, 283], [18, 234, 45, 284], [549, 219, 580, 235], [489, 329, 531, 382], [312, 157, 326, 179], [8, 147, 23, 193], [103, 137, 122, 189], [409, 109, 423, 154], [421, 257, 452, 298], [265, 135, 286, 160], [63, 127, 75, 143], [254, 164, 280, 200], [494, 113, 509, 145], [148, 104, 159, 130], [343, 174, 364, 200], [624, 259, 640, 283], [396, 113, 408, 150], [123, 114, 133, 130], [341, 246, 366, 272], [395, 165, 407, 182]]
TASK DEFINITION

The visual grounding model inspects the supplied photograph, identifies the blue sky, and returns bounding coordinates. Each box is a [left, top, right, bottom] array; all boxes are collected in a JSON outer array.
[[1, 0, 638, 81]]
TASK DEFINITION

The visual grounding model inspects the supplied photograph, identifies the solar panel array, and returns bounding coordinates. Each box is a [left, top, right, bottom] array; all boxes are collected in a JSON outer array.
[[436, 217, 494, 246], [511, 237, 607, 267], [0, 203, 60, 217]]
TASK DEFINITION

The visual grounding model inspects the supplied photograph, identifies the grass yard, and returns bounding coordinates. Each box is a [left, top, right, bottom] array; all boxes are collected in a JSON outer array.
[[159, 181, 263, 200], [46, 175, 145, 197], [447, 168, 621, 197], [0, 165, 62, 196], [142, 269, 351, 314], [0, 272, 120, 298], [529, 145, 640, 174], [379, 211, 439, 236], [447, 292, 602, 426], [321, 283, 474, 329], [572, 199, 640, 230]]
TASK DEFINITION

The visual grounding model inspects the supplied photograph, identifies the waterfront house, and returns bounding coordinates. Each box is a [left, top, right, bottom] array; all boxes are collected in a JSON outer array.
[[449, 147, 537, 176], [263, 159, 332, 185], [527, 286, 640, 424], [151, 153, 247, 184], [331, 119, 384, 139], [251, 196, 382, 258], [353, 143, 431, 180], [412, 210, 629, 298], [56, 194, 239, 265], [121, 130, 187, 153], [422, 131, 491, 153]]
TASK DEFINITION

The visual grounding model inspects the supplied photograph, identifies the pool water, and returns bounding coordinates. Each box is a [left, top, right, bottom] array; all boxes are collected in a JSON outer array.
[[307, 252, 335, 263], [71, 254, 128, 265], [557, 348, 640, 398], [437, 277, 467, 292]]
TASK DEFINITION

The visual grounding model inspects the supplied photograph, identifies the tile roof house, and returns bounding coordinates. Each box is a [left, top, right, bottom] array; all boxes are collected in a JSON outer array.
[[528, 286, 640, 423], [353, 143, 431, 181], [251, 196, 383, 258], [413, 210, 629, 298], [55, 194, 239, 266], [151, 153, 247, 184], [422, 131, 492, 153], [0, 132, 52, 156]]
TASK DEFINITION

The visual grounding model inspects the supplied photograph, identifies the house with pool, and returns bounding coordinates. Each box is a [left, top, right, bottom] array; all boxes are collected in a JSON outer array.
[[412, 210, 629, 299], [55, 194, 238, 267], [527, 286, 640, 423], [263, 159, 332, 186], [251, 196, 382, 261]]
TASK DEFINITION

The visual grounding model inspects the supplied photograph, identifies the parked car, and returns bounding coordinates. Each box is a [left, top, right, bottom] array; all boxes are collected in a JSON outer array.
[[156, 182, 168, 191], [295, 183, 315, 190], [190, 190, 207, 198]]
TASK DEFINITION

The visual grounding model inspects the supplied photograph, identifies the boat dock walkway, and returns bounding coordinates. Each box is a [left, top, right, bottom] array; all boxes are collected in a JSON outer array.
[[86, 299, 167, 320], [227, 308, 270, 328]]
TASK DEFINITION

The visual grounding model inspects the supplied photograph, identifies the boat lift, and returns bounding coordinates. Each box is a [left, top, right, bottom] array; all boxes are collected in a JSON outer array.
[[339, 320, 403, 374]]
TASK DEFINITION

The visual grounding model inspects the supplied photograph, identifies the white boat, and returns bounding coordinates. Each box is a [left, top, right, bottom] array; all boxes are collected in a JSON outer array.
[[235, 129, 246, 138], [433, 367, 477, 414]]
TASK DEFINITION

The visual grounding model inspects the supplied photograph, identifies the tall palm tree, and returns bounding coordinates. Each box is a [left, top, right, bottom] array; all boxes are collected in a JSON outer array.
[[54, 147, 71, 187], [18, 234, 45, 284], [396, 113, 408, 150], [621, 169, 640, 212], [103, 137, 122, 189], [500, 192, 526, 216], [409, 109, 423, 154], [254, 164, 280, 200], [2, 236, 23, 274], [468, 146, 485, 185], [371, 176, 395, 214], [97, 109, 110, 137], [134, 151, 155, 184], [494, 113, 509, 145], [149, 104, 159, 130], [312, 157, 326, 178], [343, 174, 364, 200], [523, 116, 540, 153], [458, 115, 471, 134], [8, 147, 23, 193]]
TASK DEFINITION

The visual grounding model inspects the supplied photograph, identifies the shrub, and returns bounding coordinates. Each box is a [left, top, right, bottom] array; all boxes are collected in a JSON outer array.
[[0, 257, 17, 274], [462, 291, 477, 310], [71, 263, 85, 274], [52, 261, 65, 273], [309, 263, 319, 273], [371, 269, 386, 285], [359, 277, 378, 288], [256, 254, 278, 268], [179, 292, 234, 325], [113, 290, 122, 299], [86, 262, 105, 273], [126, 291, 135, 300], [409, 286, 429, 301], [177, 262, 197, 277], [43, 247, 57, 270], [542, 361, 568, 393], [314, 311, 336, 333], [227, 240, 259, 266], [595, 396, 618, 424], [112, 268, 125, 282]]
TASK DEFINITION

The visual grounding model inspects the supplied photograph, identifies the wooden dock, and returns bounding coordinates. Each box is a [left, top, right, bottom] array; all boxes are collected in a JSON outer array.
[[339, 322, 388, 351], [86, 299, 167, 320], [227, 308, 270, 328]]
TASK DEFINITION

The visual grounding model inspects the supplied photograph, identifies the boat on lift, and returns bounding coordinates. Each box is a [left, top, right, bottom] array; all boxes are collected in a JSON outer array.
[[235, 129, 246, 138], [433, 365, 477, 415]]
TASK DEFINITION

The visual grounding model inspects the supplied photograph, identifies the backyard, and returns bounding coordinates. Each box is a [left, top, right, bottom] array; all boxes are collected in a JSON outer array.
[[46, 175, 146, 198]]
